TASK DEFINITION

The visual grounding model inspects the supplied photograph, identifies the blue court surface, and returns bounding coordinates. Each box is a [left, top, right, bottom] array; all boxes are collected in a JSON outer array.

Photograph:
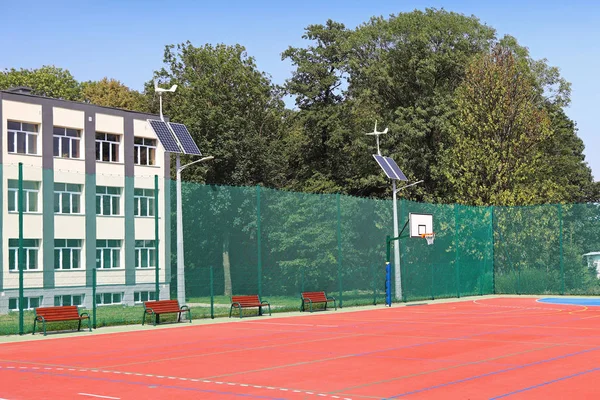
[[538, 297, 600, 306]]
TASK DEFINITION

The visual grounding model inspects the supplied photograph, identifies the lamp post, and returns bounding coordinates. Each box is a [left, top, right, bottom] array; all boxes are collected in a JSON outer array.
[[176, 155, 214, 305]]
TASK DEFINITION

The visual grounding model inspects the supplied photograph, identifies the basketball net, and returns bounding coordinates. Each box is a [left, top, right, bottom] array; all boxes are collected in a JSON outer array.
[[420, 233, 435, 245]]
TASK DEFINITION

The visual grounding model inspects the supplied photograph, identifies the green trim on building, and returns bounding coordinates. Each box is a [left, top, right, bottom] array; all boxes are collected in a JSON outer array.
[[85, 173, 97, 286], [124, 176, 135, 285], [164, 177, 172, 285], [42, 168, 55, 288]]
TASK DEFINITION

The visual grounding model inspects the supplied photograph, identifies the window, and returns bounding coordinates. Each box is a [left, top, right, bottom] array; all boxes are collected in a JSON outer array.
[[134, 291, 156, 303], [95, 133, 120, 162], [7, 120, 39, 155], [96, 186, 121, 216], [8, 180, 39, 212], [8, 239, 39, 271], [8, 296, 42, 311], [134, 189, 155, 217], [54, 294, 84, 307], [95, 292, 123, 305], [54, 239, 82, 270], [96, 240, 121, 269], [135, 240, 156, 269], [53, 127, 81, 158], [134, 137, 156, 166], [54, 183, 82, 214]]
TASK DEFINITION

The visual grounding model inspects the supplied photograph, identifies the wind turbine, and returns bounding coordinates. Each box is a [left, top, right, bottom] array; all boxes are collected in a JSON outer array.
[[365, 120, 388, 156], [154, 80, 178, 122]]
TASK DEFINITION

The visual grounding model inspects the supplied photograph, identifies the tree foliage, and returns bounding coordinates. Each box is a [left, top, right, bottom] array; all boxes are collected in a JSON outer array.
[[81, 77, 148, 112], [0, 65, 81, 101]]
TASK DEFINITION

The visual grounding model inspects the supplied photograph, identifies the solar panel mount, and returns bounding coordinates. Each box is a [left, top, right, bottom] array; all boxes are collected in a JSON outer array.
[[373, 154, 408, 181]]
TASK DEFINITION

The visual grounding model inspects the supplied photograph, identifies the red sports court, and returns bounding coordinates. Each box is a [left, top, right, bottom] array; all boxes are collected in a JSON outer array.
[[1, 296, 599, 399]]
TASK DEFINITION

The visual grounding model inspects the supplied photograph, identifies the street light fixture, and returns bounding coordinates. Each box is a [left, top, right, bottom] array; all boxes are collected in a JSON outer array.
[[153, 80, 214, 305]]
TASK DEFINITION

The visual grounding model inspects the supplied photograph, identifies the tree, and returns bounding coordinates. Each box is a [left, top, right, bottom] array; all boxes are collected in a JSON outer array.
[[0, 65, 81, 100], [440, 46, 555, 206], [81, 78, 148, 112], [150, 42, 287, 296]]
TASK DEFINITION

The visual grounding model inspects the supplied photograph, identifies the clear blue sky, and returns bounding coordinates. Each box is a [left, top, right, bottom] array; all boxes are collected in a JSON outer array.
[[2, 0, 599, 180]]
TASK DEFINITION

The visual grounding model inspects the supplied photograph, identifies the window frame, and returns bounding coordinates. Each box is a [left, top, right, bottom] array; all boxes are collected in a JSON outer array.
[[96, 186, 121, 216], [54, 239, 83, 270], [8, 180, 40, 213], [54, 183, 83, 214], [53, 126, 82, 159], [95, 132, 121, 163], [8, 296, 42, 311], [7, 120, 39, 155], [134, 291, 156, 303], [134, 137, 157, 166], [134, 188, 155, 217], [95, 292, 124, 306], [54, 294, 84, 307], [8, 239, 40, 271], [134, 240, 156, 269], [96, 240, 122, 269]]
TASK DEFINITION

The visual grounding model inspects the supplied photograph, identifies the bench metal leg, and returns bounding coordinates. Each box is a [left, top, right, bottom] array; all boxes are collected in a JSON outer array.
[[77, 319, 82, 332], [32, 319, 37, 335]]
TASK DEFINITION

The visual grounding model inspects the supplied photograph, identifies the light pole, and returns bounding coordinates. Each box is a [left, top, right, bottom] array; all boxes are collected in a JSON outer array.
[[176, 155, 214, 305]]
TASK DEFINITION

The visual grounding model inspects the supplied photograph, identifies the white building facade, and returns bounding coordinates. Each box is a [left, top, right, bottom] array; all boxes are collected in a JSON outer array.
[[0, 88, 172, 313]]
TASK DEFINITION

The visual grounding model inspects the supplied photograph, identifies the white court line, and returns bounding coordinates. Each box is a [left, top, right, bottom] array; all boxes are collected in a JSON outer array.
[[78, 394, 120, 400]]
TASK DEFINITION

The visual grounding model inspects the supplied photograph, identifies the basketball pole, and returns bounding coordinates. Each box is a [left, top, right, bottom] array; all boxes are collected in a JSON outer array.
[[391, 179, 423, 302], [392, 180, 402, 301]]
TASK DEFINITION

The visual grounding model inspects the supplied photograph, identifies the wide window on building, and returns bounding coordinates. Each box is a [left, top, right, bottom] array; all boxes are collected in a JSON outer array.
[[53, 127, 81, 158], [54, 183, 82, 214], [134, 188, 155, 217], [8, 239, 39, 271], [8, 296, 42, 311], [135, 240, 156, 269], [95, 132, 120, 162], [134, 137, 156, 166], [96, 186, 121, 216], [134, 291, 156, 303], [96, 292, 123, 305], [7, 120, 39, 155], [8, 180, 40, 213], [96, 240, 121, 269], [54, 239, 82, 270], [54, 294, 84, 307]]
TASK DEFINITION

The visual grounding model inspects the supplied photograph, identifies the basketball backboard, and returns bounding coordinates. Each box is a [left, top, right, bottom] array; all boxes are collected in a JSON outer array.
[[409, 213, 433, 238]]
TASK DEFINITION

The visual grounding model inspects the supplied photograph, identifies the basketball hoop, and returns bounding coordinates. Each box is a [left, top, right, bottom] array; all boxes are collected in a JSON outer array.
[[420, 233, 435, 245]]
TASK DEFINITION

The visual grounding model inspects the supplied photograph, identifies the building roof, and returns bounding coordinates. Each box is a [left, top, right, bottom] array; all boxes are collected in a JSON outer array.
[[0, 87, 160, 118], [583, 252, 600, 257]]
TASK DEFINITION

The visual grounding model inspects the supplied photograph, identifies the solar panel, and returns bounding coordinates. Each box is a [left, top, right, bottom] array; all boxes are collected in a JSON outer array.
[[147, 119, 182, 153], [384, 156, 408, 181], [168, 122, 202, 155], [373, 155, 408, 181]]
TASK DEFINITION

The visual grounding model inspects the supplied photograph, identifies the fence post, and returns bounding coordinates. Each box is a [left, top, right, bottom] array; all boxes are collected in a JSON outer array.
[[491, 206, 495, 294], [558, 204, 565, 295], [454, 204, 461, 298], [256, 186, 262, 298], [431, 264, 435, 300], [337, 193, 343, 308], [372, 264, 377, 305], [210, 265, 214, 319], [92, 267, 97, 328], [154, 175, 160, 300], [18, 162, 24, 335]]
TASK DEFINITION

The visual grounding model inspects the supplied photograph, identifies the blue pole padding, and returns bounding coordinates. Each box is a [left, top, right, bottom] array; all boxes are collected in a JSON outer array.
[[385, 262, 392, 307]]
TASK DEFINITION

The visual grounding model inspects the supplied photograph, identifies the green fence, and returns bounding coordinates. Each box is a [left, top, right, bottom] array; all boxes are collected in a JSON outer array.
[[3, 179, 600, 335]]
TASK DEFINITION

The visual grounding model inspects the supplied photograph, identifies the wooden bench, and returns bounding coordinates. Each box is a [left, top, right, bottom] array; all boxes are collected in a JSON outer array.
[[229, 295, 271, 318], [301, 291, 336, 312], [33, 306, 91, 336], [142, 300, 191, 326]]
